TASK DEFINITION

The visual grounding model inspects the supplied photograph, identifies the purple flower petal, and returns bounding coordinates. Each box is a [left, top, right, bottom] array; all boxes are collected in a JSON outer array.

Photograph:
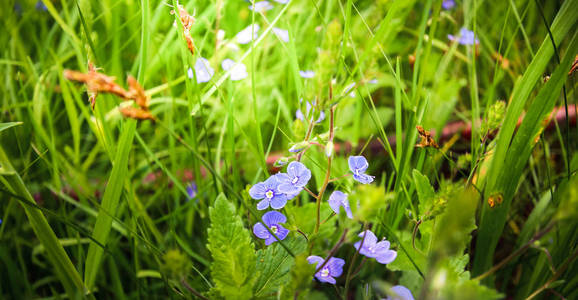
[[307, 255, 324, 265], [191, 57, 214, 83], [299, 70, 315, 78], [348, 156, 369, 173], [353, 173, 375, 184], [326, 257, 345, 277], [270, 194, 288, 209], [376, 249, 397, 264], [249, 182, 267, 199], [236, 24, 260, 44], [442, 0, 455, 10], [265, 224, 289, 245], [257, 199, 270, 210], [273, 27, 289, 43], [253, 222, 271, 239], [386, 285, 415, 300], [262, 211, 287, 226], [249, 1, 274, 12], [328, 191, 353, 219]]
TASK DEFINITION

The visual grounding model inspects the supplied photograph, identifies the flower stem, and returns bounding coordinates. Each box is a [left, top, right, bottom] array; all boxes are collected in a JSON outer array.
[[314, 105, 336, 234]]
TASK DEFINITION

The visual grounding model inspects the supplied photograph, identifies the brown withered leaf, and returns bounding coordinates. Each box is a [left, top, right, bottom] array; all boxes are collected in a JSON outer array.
[[416, 125, 439, 149]]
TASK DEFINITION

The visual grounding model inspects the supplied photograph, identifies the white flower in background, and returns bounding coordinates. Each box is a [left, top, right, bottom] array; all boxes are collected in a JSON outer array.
[[236, 24, 260, 44], [299, 70, 315, 78], [188, 57, 214, 83], [273, 27, 289, 43], [368, 78, 378, 84], [222, 59, 248, 81], [274, 0, 290, 3], [249, 1, 274, 13]]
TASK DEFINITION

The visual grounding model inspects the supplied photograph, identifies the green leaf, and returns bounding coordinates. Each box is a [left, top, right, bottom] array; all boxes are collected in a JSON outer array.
[[0, 147, 86, 297], [473, 0, 578, 276], [253, 237, 307, 298], [0, 122, 22, 133], [207, 194, 256, 300], [85, 119, 137, 289], [412, 169, 435, 216]]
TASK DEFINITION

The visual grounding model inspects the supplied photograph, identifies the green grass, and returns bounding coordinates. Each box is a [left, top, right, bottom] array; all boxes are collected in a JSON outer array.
[[1, 0, 577, 299]]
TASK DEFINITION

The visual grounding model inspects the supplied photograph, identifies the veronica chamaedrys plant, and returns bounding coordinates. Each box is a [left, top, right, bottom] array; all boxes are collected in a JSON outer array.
[[448, 28, 479, 45], [307, 256, 345, 284], [277, 161, 311, 196], [221, 59, 248, 81], [249, 1, 273, 12], [188, 57, 214, 83], [354, 230, 397, 264], [299, 70, 315, 78], [348, 156, 375, 184], [272, 28, 289, 43], [384, 285, 415, 300], [296, 100, 325, 123], [249, 175, 288, 210], [442, 0, 455, 10], [252, 211, 289, 245], [236, 24, 260, 44], [328, 191, 353, 219]]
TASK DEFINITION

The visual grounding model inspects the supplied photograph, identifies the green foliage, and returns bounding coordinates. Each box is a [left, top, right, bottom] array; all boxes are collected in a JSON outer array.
[[207, 194, 256, 299], [351, 184, 393, 222], [254, 237, 307, 298]]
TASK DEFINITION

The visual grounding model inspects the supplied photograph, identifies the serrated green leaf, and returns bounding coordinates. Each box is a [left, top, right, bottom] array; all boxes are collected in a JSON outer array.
[[412, 169, 435, 216], [254, 237, 307, 298], [207, 194, 256, 300]]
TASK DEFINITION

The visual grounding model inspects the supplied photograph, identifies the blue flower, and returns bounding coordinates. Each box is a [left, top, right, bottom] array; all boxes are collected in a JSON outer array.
[[249, 1, 274, 12], [249, 175, 288, 210], [253, 211, 290, 245], [448, 28, 479, 45], [328, 191, 353, 219], [36, 1, 48, 11], [222, 59, 248, 81], [385, 285, 415, 300], [236, 24, 260, 44], [299, 70, 315, 78], [273, 27, 289, 43], [307, 256, 345, 284], [188, 57, 214, 83], [296, 100, 325, 123], [277, 161, 311, 195], [442, 0, 455, 10], [274, 0, 290, 3], [186, 182, 197, 200], [348, 156, 375, 184], [354, 230, 397, 264]]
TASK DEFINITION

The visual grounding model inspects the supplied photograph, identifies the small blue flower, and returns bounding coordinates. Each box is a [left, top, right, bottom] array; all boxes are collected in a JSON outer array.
[[236, 24, 260, 44], [186, 182, 197, 200], [348, 156, 375, 184], [277, 161, 312, 195], [273, 27, 289, 43], [385, 285, 415, 300], [188, 57, 214, 83], [354, 230, 397, 264], [222, 59, 248, 81], [328, 191, 353, 219], [307, 255, 345, 284], [299, 70, 315, 78], [36, 1, 48, 11], [253, 211, 290, 245], [249, 1, 274, 12], [296, 100, 325, 123], [249, 175, 288, 210], [442, 0, 455, 10], [274, 0, 290, 4], [448, 28, 479, 45]]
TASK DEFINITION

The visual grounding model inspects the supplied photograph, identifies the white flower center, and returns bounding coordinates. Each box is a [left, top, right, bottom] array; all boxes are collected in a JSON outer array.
[[265, 190, 274, 199], [320, 268, 330, 277], [270, 225, 278, 234], [291, 176, 299, 184]]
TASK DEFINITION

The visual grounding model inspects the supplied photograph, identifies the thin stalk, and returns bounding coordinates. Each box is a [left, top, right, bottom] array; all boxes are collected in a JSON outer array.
[[315, 106, 336, 234]]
